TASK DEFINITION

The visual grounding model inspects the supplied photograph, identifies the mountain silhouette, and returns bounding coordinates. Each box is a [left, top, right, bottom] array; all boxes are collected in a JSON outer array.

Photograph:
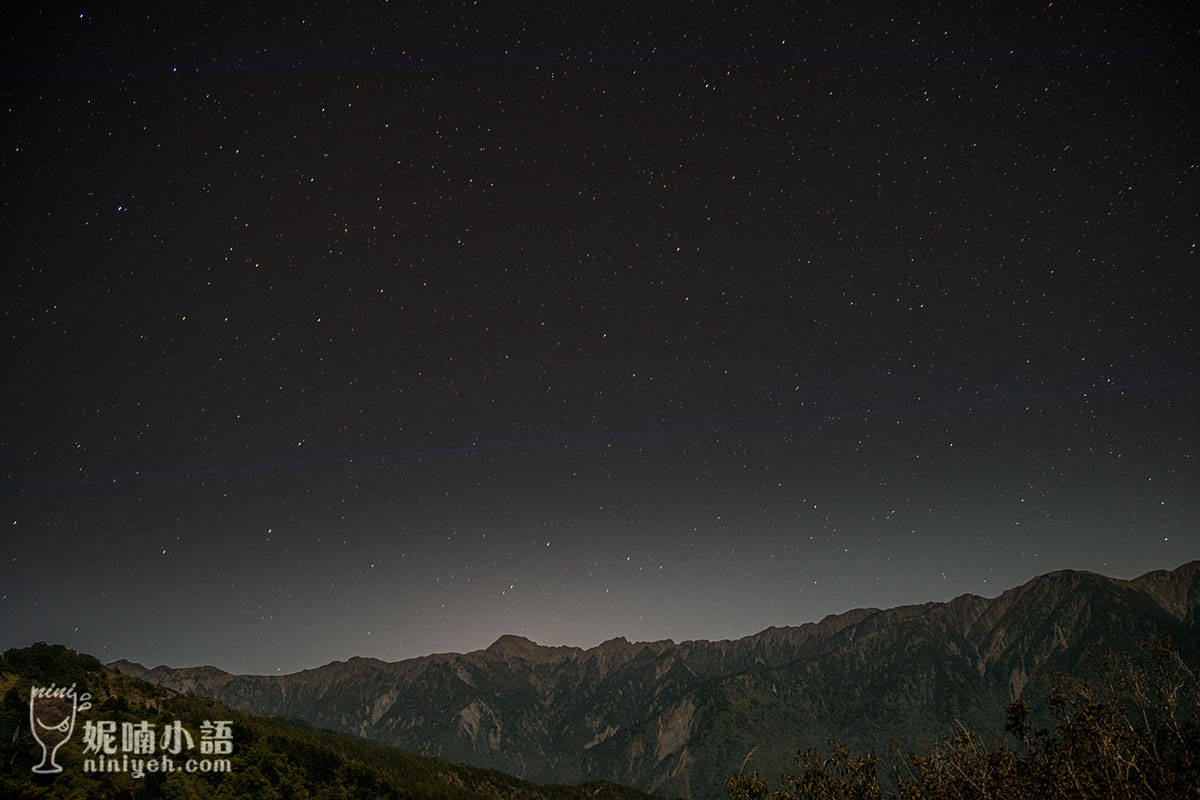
[[111, 561, 1200, 800]]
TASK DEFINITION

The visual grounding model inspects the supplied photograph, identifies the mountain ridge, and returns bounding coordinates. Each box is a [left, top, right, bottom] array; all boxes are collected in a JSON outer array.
[[109, 560, 1200, 800]]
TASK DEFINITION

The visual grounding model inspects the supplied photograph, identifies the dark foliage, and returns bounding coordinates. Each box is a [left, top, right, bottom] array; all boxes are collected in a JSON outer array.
[[727, 639, 1200, 800]]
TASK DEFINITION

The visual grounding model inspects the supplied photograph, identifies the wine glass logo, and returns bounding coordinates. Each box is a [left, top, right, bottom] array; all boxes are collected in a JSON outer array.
[[29, 684, 91, 774]]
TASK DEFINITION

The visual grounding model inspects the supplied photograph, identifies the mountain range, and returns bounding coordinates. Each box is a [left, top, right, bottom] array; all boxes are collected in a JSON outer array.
[[1, 642, 667, 800], [112, 561, 1200, 800]]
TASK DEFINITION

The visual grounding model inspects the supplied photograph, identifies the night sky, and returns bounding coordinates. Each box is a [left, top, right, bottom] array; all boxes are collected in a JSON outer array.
[[3, 3, 1197, 675]]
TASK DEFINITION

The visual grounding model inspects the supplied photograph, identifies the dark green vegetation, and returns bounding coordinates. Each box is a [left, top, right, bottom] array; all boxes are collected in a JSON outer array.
[[1, 643, 669, 800], [725, 638, 1200, 799], [111, 563, 1200, 800]]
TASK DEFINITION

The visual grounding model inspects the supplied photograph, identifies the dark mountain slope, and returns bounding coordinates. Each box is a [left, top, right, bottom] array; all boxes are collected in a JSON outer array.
[[2, 642, 671, 800]]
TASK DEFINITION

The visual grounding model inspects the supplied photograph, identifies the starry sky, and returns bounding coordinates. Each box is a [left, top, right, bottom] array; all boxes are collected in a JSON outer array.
[[3, 2, 1198, 675]]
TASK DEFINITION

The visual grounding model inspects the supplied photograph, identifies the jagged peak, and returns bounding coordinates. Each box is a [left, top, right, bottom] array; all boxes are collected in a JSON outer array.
[[592, 636, 651, 659], [596, 636, 630, 648], [487, 634, 539, 653], [149, 663, 232, 678], [481, 634, 582, 664], [1128, 560, 1200, 620], [1039, 567, 1100, 580], [1131, 559, 1200, 583], [346, 655, 387, 665], [474, 633, 651, 666], [108, 659, 232, 680], [107, 659, 151, 679]]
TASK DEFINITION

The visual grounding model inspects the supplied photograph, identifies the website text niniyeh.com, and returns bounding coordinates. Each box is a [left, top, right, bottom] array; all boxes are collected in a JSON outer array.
[[82, 753, 232, 779]]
